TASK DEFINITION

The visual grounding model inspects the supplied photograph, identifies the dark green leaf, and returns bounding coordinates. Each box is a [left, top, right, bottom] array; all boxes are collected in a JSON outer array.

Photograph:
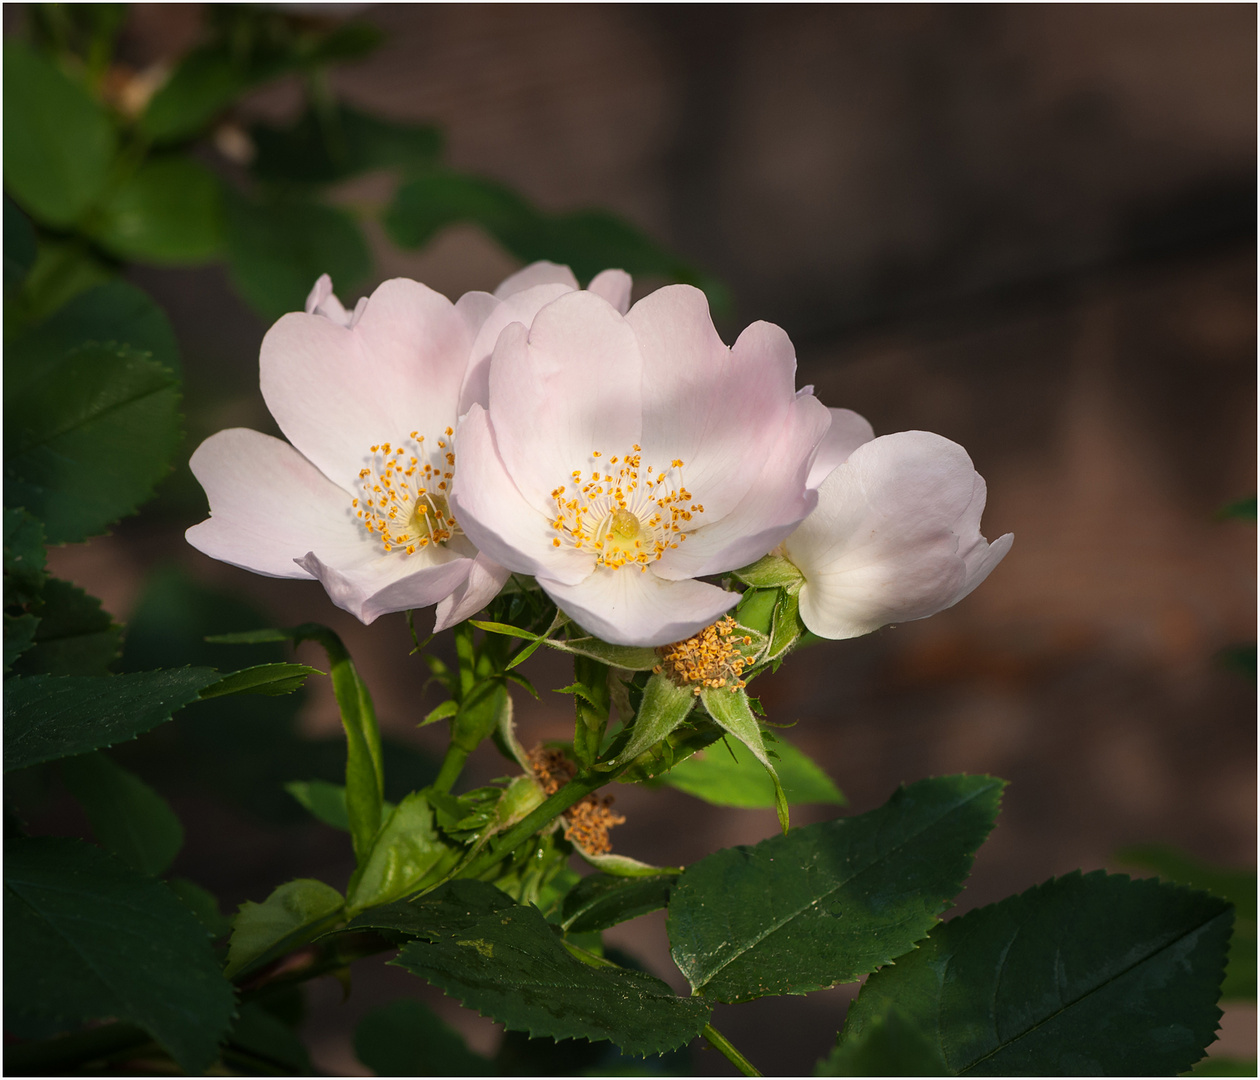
[[359, 879, 711, 1055], [384, 171, 533, 250], [346, 791, 460, 914], [12, 237, 113, 325], [224, 1001, 314, 1075], [4, 197, 37, 294], [4, 837, 235, 1074], [167, 877, 232, 939], [1116, 844, 1256, 1001], [91, 156, 223, 264], [4, 343, 181, 544], [7, 280, 181, 380], [251, 103, 443, 186], [5, 612, 40, 672], [3, 41, 117, 227], [3, 506, 46, 606], [667, 774, 1005, 1002], [355, 999, 490, 1077], [200, 661, 321, 699], [1216, 496, 1257, 523], [60, 752, 183, 876], [560, 872, 675, 934], [223, 191, 371, 321], [11, 577, 121, 676], [841, 870, 1232, 1076], [224, 878, 345, 980], [817, 1005, 949, 1076], [138, 47, 251, 143], [662, 733, 845, 809], [4, 667, 220, 772]]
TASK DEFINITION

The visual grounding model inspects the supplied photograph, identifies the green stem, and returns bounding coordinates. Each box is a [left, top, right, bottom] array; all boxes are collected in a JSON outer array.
[[432, 741, 470, 794], [702, 1023, 761, 1077]]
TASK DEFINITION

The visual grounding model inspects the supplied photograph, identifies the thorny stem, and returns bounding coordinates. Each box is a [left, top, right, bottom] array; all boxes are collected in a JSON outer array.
[[702, 1023, 762, 1077]]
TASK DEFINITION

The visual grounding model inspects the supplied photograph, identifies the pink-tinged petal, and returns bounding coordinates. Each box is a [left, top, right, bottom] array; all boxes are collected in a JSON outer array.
[[807, 407, 876, 488], [261, 278, 472, 491], [494, 261, 579, 299], [186, 428, 365, 579], [305, 274, 350, 325], [540, 568, 739, 648], [628, 288, 798, 519], [782, 431, 1011, 639], [655, 393, 831, 579], [297, 550, 473, 625], [588, 269, 632, 314], [459, 282, 575, 415], [450, 405, 592, 585], [488, 292, 643, 509], [433, 552, 512, 632]]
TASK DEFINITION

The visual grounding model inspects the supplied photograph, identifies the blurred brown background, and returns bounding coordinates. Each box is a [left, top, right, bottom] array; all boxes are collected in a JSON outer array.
[[42, 4, 1256, 1075]]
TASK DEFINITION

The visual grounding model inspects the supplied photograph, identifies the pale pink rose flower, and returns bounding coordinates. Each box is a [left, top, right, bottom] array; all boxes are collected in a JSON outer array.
[[186, 263, 627, 629], [781, 424, 1013, 639], [451, 284, 831, 647]]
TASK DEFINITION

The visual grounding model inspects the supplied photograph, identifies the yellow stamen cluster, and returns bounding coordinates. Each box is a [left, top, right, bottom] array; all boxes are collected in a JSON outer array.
[[528, 745, 625, 856], [354, 428, 459, 554], [655, 616, 754, 696], [548, 446, 704, 570]]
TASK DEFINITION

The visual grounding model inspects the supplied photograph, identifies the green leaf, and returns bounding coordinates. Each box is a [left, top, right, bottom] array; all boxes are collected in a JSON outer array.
[[90, 156, 224, 264], [4, 836, 235, 1074], [200, 661, 321, 699], [138, 46, 251, 143], [5, 613, 40, 672], [560, 872, 675, 934], [7, 280, 181, 380], [12, 237, 114, 325], [3, 41, 117, 227], [346, 791, 460, 914], [289, 624, 385, 864], [661, 733, 845, 809], [469, 619, 540, 641], [608, 672, 696, 768], [224, 1000, 314, 1075], [224, 878, 345, 980], [1116, 844, 1256, 1001], [354, 879, 711, 1055], [285, 778, 396, 833], [11, 577, 121, 676], [355, 999, 490, 1077], [251, 103, 443, 186], [4, 667, 220, 772], [3, 506, 46, 606], [840, 870, 1232, 1076], [4, 343, 181, 544], [817, 1005, 950, 1076], [667, 774, 1005, 1002], [223, 191, 371, 321], [60, 752, 183, 876], [167, 877, 232, 939], [4, 196, 37, 295], [698, 686, 789, 832], [547, 635, 661, 671]]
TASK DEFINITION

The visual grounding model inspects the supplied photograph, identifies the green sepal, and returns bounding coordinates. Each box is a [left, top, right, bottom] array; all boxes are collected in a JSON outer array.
[[605, 672, 696, 769], [661, 731, 845, 809], [224, 878, 346, 981], [732, 587, 779, 636], [547, 635, 661, 671], [698, 686, 789, 832], [571, 654, 612, 769], [732, 553, 805, 590]]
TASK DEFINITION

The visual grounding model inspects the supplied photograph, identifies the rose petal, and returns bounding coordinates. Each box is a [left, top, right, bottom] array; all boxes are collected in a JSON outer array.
[[807, 407, 876, 488], [450, 405, 592, 585], [487, 291, 643, 510], [433, 551, 512, 632], [186, 428, 364, 578], [588, 269, 632, 314], [297, 549, 473, 625], [261, 278, 472, 491], [494, 260, 580, 299], [540, 567, 739, 648]]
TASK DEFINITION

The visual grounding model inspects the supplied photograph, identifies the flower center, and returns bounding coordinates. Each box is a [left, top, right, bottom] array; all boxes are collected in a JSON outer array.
[[353, 429, 460, 555], [654, 616, 755, 695], [549, 446, 705, 570]]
